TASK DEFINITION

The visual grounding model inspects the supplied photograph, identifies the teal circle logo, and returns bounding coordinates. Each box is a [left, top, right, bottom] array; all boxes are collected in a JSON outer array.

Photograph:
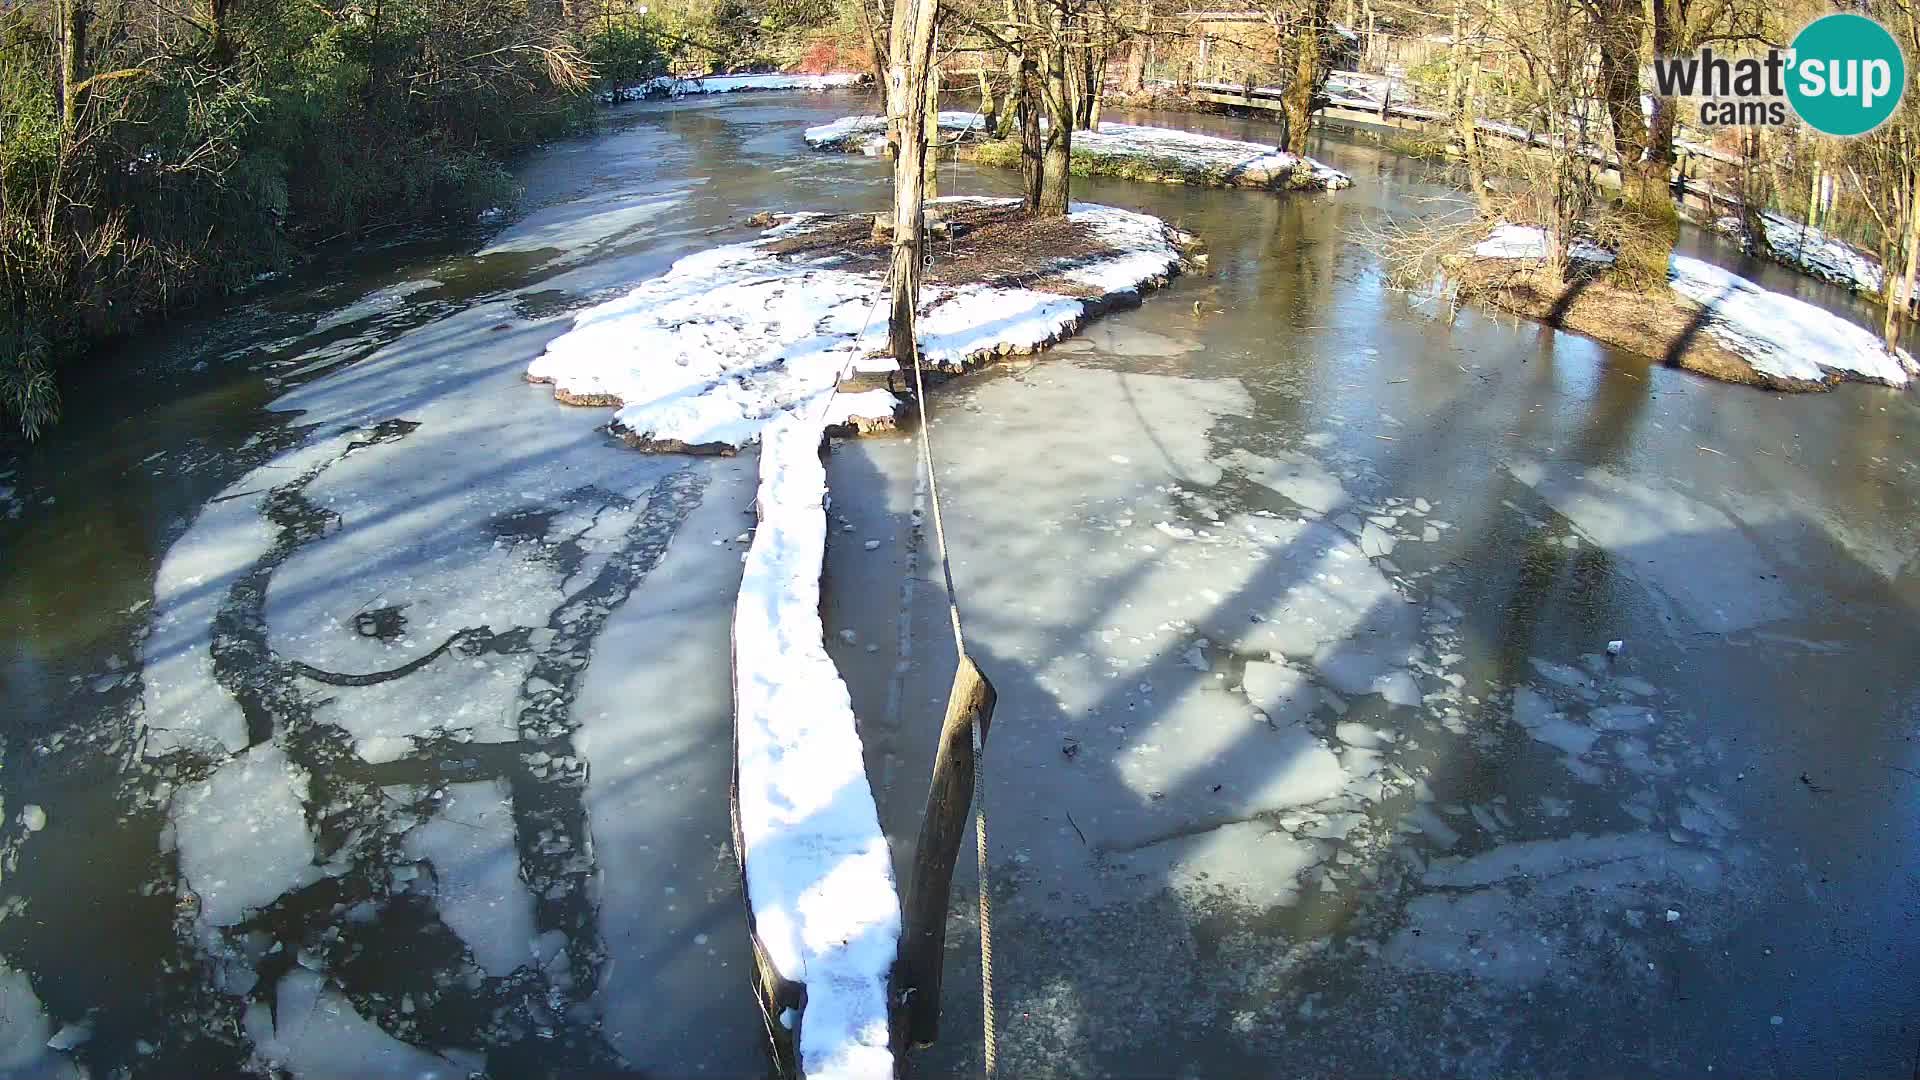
[[1787, 14, 1906, 136]]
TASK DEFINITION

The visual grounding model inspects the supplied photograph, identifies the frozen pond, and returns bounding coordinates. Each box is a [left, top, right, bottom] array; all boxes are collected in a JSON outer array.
[[2, 91, 1917, 1078]]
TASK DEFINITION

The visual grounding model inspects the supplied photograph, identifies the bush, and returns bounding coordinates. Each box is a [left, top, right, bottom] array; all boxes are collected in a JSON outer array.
[[587, 22, 670, 90], [0, 0, 592, 440]]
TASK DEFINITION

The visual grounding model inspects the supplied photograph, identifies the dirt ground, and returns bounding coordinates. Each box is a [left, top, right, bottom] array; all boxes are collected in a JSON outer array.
[[760, 200, 1142, 298]]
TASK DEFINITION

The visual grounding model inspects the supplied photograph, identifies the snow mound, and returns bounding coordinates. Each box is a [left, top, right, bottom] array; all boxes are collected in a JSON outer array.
[[733, 413, 899, 1079], [804, 112, 1353, 190], [604, 71, 864, 102], [1714, 210, 1886, 296], [1473, 224, 1914, 388], [1474, 222, 1616, 266], [527, 198, 1190, 450], [1667, 255, 1914, 388]]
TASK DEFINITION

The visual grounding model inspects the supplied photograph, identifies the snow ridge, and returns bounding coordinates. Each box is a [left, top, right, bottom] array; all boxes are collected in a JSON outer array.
[[734, 413, 899, 1079]]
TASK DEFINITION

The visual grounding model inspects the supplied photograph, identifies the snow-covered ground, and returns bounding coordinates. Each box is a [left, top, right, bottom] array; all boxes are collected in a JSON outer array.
[[804, 112, 1354, 191], [602, 71, 865, 103], [1714, 210, 1888, 297], [1472, 224, 1916, 389], [527, 197, 1193, 452]]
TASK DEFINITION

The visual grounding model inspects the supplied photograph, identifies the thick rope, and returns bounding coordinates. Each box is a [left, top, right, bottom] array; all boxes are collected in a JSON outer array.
[[906, 338, 995, 1080]]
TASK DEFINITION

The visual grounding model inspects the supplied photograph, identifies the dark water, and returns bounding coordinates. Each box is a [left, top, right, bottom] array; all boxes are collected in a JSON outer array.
[[0, 91, 1915, 1078]]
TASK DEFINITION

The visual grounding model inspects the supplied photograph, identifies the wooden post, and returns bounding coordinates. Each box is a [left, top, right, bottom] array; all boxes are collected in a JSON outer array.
[[895, 655, 996, 1049]]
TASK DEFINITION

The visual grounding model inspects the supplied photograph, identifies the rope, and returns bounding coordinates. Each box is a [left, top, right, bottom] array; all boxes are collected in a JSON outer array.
[[911, 77, 996, 1080], [905, 336, 995, 1080]]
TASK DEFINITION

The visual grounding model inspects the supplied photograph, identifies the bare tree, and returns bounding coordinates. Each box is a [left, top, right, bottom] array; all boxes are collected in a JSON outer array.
[[883, 0, 942, 358]]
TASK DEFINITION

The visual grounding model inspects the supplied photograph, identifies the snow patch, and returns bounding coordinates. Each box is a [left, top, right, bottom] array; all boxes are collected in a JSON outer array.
[[1474, 222, 1616, 266], [804, 112, 1353, 190], [606, 72, 864, 102], [1714, 210, 1885, 296], [527, 198, 1189, 451]]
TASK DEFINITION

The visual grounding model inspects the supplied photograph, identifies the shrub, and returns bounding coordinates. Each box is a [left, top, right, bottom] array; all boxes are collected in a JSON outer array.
[[0, 0, 591, 439]]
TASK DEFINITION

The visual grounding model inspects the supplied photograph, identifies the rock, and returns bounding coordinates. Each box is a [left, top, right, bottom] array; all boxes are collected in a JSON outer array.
[[19, 805, 46, 832], [863, 539, 881, 551]]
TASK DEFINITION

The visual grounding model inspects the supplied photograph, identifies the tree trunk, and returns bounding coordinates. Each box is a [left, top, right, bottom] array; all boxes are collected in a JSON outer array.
[[924, 61, 942, 201], [1038, 38, 1073, 215], [1804, 157, 1822, 239], [1086, 41, 1105, 126], [1283, 0, 1327, 156], [1019, 62, 1045, 212], [1645, 0, 1677, 175], [979, 65, 999, 133], [885, 0, 942, 364], [1121, 41, 1146, 95], [1592, 0, 1652, 198], [1120, 0, 1150, 97], [1074, 24, 1104, 129], [1739, 128, 1768, 250], [1892, 171, 1919, 353], [1462, 60, 1492, 216], [58, 0, 92, 130], [1591, 0, 1673, 287], [998, 0, 1023, 137], [206, 0, 232, 64]]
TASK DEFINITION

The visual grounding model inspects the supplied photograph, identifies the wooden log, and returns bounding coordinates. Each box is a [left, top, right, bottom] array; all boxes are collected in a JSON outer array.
[[895, 654, 996, 1050]]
